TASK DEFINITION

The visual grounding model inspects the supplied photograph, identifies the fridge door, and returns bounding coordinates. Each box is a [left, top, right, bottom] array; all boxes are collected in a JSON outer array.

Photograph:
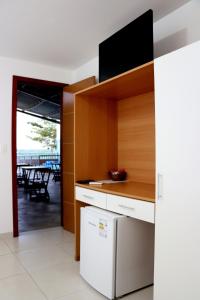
[[116, 217, 154, 297], [80, 207, 118, 299]]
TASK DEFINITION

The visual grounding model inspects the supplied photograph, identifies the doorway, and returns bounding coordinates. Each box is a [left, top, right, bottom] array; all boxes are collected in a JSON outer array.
[[12, 75, 96, 238], [12, 76, 66, 237]]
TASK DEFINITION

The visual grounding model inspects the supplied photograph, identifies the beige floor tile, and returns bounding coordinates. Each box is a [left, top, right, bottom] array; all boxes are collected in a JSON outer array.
[[41, 230, 74, 246], [16, 245, 73, 272], [54, 284, 106, 300], [58, 240, 75, 257], [0, 232, 9, 238], [0, 254, 25, 279], [0, 232, 13, 241], [123, 286, 153, 300], [0, 273, 46, 300], [41, 227, 74, 245], [2, 230, 65, 253], [0, 240, 11, 256], [1, 228, 74, 252], [2, 234, 46, 253], [55, 285, 153, 300], [30, 261, 86, 300]]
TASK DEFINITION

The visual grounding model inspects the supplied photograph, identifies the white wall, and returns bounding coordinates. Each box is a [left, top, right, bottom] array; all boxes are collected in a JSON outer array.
[[73, 0, 200, 82], [72, 57, 99, 84], [0, 56, 73, 234], [154, 0, 200, 58]]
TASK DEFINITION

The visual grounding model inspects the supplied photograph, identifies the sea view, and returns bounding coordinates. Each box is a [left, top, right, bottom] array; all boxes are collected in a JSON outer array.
[[17, 149, 60, 165], [17, 149, 59, 156]]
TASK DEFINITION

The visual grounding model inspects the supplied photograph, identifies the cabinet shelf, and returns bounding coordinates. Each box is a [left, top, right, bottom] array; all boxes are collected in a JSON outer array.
[[75, 61, 154, 100]]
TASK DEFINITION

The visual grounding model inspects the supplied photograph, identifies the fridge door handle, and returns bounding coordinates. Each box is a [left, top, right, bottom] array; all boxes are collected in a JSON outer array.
[[157, 173, 163, 200]]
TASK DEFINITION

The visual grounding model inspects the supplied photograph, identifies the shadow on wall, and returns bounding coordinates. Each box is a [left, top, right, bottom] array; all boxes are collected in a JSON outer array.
[[154, 28, 188, 58]]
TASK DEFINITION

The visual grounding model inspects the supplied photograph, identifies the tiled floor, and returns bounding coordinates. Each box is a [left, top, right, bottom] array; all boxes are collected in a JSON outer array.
[[18, 177, 61, 232], [0, 227, 153, 300]]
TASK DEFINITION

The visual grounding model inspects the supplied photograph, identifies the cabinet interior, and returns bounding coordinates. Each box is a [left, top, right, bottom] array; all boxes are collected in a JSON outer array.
[[75, 62, 155, 186]]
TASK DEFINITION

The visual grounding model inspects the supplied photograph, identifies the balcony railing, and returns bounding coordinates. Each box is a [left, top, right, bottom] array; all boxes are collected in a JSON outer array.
[[17, 154, 60, 166]]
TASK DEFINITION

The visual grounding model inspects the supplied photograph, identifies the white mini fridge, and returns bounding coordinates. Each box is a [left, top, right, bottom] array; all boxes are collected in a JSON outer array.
[[80, 206, 154, 299]]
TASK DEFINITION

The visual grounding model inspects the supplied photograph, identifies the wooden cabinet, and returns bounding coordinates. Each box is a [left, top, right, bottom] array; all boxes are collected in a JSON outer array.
[[154, 41, 200, 299], [62, 77, 96, 233], [74, 62, 155, 259], [74, 62, 155, 185], [73, 41, 200, 297]]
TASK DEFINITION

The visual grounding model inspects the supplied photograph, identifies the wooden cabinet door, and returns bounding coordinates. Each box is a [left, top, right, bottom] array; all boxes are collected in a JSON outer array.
[[62, 76, 96, 232], [154, 41, 200, 300]]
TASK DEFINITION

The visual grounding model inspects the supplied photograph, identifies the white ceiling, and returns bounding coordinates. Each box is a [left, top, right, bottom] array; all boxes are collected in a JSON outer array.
[[0, 0, 190, 69]]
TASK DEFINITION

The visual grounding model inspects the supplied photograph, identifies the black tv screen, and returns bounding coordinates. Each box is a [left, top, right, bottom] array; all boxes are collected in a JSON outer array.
[[99, 9, 153, 82]]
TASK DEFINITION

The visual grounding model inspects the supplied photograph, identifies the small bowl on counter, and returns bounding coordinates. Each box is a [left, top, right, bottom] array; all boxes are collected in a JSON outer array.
[[108, 169, 127, 181]]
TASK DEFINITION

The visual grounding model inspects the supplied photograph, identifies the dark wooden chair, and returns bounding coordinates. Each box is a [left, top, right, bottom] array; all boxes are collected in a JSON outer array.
[[17, 164, 30, 186], [23, 168, 34, 192], [17, 166, 24, 186], [52, 163, 61, 182], [27, 168, 51, 201]]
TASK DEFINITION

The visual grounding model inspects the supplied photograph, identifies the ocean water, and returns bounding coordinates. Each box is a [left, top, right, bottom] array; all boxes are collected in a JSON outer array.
[[17, 149, 59, 156]]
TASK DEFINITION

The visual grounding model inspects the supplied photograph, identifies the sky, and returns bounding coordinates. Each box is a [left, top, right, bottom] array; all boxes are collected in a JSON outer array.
[[17, 112, 60, 151]]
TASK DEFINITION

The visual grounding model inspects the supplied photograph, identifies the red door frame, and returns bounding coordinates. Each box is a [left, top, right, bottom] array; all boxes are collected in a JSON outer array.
[[12, 75, 67, 237]]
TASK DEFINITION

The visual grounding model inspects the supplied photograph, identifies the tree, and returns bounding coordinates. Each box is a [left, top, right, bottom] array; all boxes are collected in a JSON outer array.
[[27, 120, 57, 152]]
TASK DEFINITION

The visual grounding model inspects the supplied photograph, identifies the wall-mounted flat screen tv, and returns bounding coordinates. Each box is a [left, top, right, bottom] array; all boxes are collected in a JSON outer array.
[[99, 9, 153, 82]]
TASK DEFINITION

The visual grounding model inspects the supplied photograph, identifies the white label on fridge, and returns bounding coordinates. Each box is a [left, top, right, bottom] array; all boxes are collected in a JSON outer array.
[[99, 219, 108, 238]]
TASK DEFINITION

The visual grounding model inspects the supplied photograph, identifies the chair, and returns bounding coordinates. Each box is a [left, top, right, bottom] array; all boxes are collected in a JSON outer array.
[[27, 168, 51, 201], [23, 168, 34, 192], [17, 166, 24, 186], [17, 164, 30, 186], [52, 163, 61, 182]]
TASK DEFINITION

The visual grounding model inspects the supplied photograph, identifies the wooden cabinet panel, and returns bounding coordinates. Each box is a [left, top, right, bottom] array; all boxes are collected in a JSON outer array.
[[62, 76, 96, 234], [63, 202, 74, 233], [75, 97, 118, 181], [63, 92, 74, 114], [62, 113, 74, 143], [63, 173, 74, 203], [62, 143, 74, 173], [118, 92, 155, 184]]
